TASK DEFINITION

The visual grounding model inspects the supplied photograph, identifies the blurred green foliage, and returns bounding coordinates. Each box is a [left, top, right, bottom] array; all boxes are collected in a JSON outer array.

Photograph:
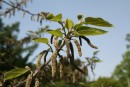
[[0, 18, 37, 86], [112, 34, 130, 87], [90, 77, 122, 87]]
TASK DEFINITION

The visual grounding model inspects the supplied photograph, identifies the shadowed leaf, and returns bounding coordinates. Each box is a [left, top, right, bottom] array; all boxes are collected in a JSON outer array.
[[46, 13, 54, 20]]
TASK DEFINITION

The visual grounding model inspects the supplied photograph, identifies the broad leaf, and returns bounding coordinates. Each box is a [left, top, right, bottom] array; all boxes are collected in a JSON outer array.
[[74, 23, 84, 30], [33, 38, 49, 44], [50, 14, 62, 22], [47, 29, 63, 38], [74, 26, 107, 36], [65, 18, 74, 30], [4, 68, 28, 81], [85, 17, 113, 27]]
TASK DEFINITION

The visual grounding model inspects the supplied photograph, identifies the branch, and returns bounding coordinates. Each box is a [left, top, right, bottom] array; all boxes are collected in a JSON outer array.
[[14, 41, 65, 87], [0, 0, 49, 17], [0, 0, 37, 16]]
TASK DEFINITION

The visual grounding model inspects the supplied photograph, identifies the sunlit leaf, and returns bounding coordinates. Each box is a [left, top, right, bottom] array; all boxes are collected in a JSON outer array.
[[33, 38, 49, 44], [46, 13, 54, 20], [85, 17, 113, 27], [74, 23, 84, 30], [47, 29, 63, 38], [74, 26, 107, 36], [50, 14, 62, 22], [4, 68, 28, 81], [65, 18, 74, 30]]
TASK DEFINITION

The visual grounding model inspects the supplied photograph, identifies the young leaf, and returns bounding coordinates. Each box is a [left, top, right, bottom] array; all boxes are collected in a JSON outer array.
[[4, 68, 28, 81], [74, 26, 107, 36], [77, 15, 83, 20], [50, 14, 62, 22], [47, 29, 63, 38], [85, 17, 113, 27], [33, 38, 49, 44], [46, 13, 54, 20], [65, 18, 74, 30]]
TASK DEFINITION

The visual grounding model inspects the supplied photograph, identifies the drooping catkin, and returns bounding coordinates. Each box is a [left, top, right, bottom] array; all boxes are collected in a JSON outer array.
[[53, 36, 58, 49], [34, 78, 39, 87], [60, 57, 64, 79], [65, 39, 70, 59], [74, 39, 82, 57], [25, 74, 32, 87], [36, 51, 45, 69], [51, 51, 57, 79]]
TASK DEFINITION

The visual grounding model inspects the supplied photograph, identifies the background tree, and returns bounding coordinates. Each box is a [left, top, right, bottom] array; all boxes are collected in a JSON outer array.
[[112, 34, 130, 87], [89, 77, 122, 87], [0, 18, 38, 86]]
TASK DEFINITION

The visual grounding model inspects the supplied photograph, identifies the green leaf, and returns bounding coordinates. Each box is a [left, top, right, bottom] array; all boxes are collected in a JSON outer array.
[[92, 59, 102, 63], [47, 29, 63, 38], [74, 23, 84, 30], [85, 17, 113, 27], [74, 26, 107, 36], [46, 13, 54, 20], [65, 18, 74, 30], [4, 68, 28, 81], [50, 14, 62, 22], [33, 38, 49, 44]]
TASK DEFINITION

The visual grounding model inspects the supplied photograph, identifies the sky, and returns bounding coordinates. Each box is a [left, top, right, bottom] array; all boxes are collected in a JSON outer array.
[[1, 0, 130, 79]]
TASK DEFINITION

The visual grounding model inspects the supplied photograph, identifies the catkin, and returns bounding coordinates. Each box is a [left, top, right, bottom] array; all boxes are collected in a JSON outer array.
[[53, 36, 59, 49], [36, 51, 44, 69], [60, 57, 64, 79], [34, 78, 39, 87], [65, 39, 70, 59], [74, 39, 82, 57], [51, 52, 57, 79], [25, 74, 32, 87]]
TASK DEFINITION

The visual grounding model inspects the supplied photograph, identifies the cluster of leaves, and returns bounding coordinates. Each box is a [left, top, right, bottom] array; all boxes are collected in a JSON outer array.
[[3, 13, 112, 87], [112, 34, 130, 87]]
